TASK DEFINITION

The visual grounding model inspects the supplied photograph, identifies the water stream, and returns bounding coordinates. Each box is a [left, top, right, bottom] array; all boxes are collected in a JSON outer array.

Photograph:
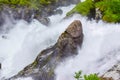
[[0, 5, 120, 80]]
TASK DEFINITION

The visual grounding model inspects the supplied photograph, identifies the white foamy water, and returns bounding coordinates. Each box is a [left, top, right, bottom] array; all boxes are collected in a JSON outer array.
[[55, 15, 120, 80], [0, 4, 120, 80], [15, 77, 33, 80], [0, 5, 75, 79]]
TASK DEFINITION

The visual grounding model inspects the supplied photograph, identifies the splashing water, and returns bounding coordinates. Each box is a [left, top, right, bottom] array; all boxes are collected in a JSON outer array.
[[55, 15, 120, 80], [0, 4, 120, 80], [0, 5, 75, 79]]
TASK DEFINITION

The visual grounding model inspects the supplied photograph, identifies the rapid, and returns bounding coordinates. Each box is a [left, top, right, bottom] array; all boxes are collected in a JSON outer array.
[[0, 5, 120, 80]]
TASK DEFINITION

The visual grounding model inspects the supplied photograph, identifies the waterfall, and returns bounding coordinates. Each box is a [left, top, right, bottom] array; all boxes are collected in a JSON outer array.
[[0, 4, 120, 80], [0, 5, 74, 79], [55, 15, 120, 80]]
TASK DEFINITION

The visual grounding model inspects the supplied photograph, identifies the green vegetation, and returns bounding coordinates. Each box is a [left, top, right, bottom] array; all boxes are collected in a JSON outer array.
[[66, 0, 94, 16], [74, 71, 82, 80], [74, 70, 100, 80], [39, 0, 57, 5], [39, 0, 51, 5], [84, 74, 100, 80], [67, 0, 120, 23], [0, 0, 32, 6], [0, 0, 57, 9], [95, 0, 120, 23]]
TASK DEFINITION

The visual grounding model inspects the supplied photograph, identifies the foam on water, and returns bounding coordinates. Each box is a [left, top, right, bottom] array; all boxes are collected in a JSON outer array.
[[0, 5, 74, 79], [0, 4, 120, 80], [55, 15, 120, 80]]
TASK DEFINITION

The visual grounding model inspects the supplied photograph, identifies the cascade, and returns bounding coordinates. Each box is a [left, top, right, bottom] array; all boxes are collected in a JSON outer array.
[[0, 4, 120, 80]]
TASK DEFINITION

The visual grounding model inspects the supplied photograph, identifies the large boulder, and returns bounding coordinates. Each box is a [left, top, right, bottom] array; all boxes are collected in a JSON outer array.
[[8, 20, 83, 80]]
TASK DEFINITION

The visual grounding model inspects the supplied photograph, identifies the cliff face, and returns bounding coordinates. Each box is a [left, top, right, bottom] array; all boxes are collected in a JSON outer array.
[[0, 0, 80, 26], [8, 20, 83, 80]]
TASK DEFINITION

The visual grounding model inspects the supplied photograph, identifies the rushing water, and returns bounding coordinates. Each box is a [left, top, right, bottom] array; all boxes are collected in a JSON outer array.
[[0, 5, 120, 80]]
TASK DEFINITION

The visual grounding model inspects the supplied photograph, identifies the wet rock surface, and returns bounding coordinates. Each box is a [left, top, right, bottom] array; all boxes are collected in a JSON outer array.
[[101, 63, 120, 80], [8, 20, 83, 80], [100, 77, 113, 80], [0, 0, 80, 26]]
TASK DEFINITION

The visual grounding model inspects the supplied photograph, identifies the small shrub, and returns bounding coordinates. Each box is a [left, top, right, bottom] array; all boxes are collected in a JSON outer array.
[[67, 0, 120, 23], [95, 0, 120, 22], [74, 71, 82, 80], [74, 70, 100, 80], [84, 74, 100, 80]]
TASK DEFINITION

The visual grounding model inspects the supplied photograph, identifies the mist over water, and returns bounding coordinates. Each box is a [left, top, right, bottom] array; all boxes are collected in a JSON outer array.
[[0, 4, 120, 80], [55, 16, 120, 80], [0, 5, 74, 79]]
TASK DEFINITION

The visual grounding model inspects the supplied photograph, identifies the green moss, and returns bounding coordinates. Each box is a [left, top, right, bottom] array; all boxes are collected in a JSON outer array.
[[39, 0, 51, 5], [0, 0, 57, 9], [0, 0, 28, 5], [66, 0, 94, 16], [31, 60, 38, 67], [18, 70, 25, 76], [48, 67, 54, 77]]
